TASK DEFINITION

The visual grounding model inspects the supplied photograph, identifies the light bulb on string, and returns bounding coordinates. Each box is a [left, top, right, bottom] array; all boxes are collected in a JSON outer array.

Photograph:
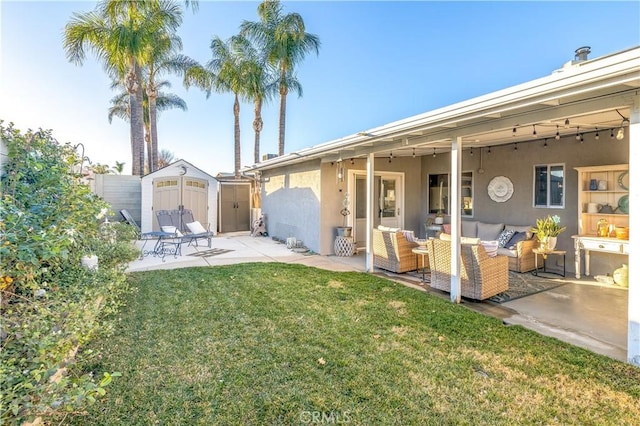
[[555, 125, 560, 140], [432, 148, 436, 158], [532, 125, 537, 137], [412, 148, 416, 158], [575, 126, 580, 140], [543, 139, 548, 148], [595, 128, 599, 140]]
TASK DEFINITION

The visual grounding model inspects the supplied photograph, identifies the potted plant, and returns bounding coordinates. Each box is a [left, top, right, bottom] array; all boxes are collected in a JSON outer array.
[[531, 215, 566, 251], [337, 193, 352, 237]]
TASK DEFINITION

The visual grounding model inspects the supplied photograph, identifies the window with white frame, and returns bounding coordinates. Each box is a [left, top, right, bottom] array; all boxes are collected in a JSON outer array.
[[533, 164, 564, 208]]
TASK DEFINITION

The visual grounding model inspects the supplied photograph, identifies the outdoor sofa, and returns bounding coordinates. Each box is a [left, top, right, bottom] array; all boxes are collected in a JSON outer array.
[[457, 221, 540, 273]]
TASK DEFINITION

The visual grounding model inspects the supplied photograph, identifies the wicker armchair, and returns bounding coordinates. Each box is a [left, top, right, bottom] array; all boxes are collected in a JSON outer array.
[[373, 228, 418, 273], [426, 239, 509, 300]]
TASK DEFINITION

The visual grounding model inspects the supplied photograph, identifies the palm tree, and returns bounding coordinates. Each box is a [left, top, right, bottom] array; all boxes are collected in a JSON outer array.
[[142, 32, 200, 172], [158, 149, 176, 168], [233, 35, 275, 164], [112, 161, 126, 174], [185, 35, 252, 177], [108, 80, 187, 172], [64, 0, 186, 175], [240, 0, 320, 156]]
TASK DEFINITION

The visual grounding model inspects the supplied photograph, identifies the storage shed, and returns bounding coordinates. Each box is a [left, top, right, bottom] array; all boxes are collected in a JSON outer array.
[[141, 159, 218, 234]]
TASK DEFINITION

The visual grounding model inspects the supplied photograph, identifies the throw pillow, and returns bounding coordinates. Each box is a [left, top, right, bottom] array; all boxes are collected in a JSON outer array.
[[477, 222, 504, 241], [480, 240, 499, 257], [401, 230, 415, 242], [161, 225, 183, 237], [507, 232, 528, 249], [186, 221, 207, 234], [496, 229, 516, 248]]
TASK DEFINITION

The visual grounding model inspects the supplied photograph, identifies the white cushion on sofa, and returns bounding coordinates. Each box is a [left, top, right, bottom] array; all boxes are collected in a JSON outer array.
[[477, 222, 504, 241]]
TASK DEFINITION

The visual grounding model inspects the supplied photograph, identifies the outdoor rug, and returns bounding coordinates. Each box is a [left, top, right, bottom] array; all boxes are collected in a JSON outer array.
[[188, 248, 234, 258], [402, 270, 566, 303], [488, 272, 566, 304]]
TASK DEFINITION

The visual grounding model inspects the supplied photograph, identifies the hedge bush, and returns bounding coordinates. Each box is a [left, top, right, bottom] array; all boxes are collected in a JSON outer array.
[[0, 122, 140, 424]]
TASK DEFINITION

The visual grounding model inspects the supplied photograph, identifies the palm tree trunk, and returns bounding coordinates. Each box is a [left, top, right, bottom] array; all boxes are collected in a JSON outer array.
[[148, 85, 159, 173], [234, 93, 241, 178], [278, 86, 287, 157], [126, 61, 145, 176], [145, 122, 152, 174], [253, 97, 263, 164]]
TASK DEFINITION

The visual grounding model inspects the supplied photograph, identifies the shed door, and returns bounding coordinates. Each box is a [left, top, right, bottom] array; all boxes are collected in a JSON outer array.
[[152, 176, 208, 230], [220, 184, 251, 232]]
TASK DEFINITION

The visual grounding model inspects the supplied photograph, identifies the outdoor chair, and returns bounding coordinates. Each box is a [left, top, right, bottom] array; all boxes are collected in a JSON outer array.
[[177, 209, 213, 248], [426, 238, 509, 300], [155, 209, 213, 248]]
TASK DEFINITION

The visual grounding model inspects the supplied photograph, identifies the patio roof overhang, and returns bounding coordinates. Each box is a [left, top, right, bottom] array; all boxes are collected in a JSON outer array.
[[243, 46, 640, 172]]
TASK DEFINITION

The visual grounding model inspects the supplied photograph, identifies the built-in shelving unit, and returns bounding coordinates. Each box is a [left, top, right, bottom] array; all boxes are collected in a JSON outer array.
[[574, 164, 629, 236]]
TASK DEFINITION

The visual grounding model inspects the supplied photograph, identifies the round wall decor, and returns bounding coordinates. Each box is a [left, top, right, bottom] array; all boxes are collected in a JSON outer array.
[[487, 176, 514, 202]]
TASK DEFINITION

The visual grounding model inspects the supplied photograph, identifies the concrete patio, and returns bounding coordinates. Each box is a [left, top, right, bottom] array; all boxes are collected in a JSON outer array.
[[126, 232, 629, 362]]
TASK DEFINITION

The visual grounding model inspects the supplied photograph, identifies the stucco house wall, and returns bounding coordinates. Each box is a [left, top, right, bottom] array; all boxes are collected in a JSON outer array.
[[262, 160, 323, 252], [422, 132, 628, 276]]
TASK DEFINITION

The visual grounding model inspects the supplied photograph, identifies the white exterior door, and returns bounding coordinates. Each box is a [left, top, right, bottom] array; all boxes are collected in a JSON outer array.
[[351, 172, 404, 248]]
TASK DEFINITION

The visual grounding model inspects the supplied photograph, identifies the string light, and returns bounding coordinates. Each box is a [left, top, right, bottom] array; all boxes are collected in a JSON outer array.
[[532, 125, 537, 137], [350, 158, 355, 165], [412, 148, 416, 158], [543, 139, 548, 148], [575, 126, 580, 140], [514, 143, 518, 151], [432, 148, 436, 158], [594, 129, 599, 140], [564, 118, 570, 128], [555, 125, 560, 140], [470, 148, 474, 156], [487, 146, 491, 154], [610, 128, 615, 139], [512, 127, 517, 136]]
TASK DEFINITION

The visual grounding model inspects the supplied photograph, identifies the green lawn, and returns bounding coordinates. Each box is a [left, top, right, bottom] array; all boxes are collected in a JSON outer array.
[[72, 263, 639, 425]]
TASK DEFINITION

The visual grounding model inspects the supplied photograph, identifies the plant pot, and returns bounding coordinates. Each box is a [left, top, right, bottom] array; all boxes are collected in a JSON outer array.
[[538, 236, 557, 252], [336, 227, 352, 237], [434, 216, 444, 225]]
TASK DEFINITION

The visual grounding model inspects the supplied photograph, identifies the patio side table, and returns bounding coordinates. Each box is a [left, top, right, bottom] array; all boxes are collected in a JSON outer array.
[[412, 247, 430, 284], [532, 248, 566, 277], [334, 236, 356, 256]]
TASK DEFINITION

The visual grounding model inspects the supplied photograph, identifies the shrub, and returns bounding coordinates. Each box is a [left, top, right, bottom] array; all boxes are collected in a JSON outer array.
[[0, 122, 139, 424]]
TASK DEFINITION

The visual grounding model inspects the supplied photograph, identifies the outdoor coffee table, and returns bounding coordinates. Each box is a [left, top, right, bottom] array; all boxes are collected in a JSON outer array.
[[532, 248, 566, 277]]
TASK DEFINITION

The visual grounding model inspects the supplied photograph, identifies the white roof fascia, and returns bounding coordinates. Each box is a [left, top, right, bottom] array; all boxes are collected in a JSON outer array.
[[244, 46, 640, 172]]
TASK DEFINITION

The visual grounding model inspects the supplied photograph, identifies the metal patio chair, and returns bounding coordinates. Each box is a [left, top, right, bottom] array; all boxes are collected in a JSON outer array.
[[178, 209, 213, 248]]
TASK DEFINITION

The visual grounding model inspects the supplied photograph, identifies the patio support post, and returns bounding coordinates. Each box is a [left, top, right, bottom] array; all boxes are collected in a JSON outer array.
[[450, 136, 463, 303], [365, 152, 375, 272], [628, 100, 639, 366]]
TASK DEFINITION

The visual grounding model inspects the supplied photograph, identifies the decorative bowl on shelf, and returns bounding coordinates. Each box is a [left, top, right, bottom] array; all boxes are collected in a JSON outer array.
[[615, 227, 629, 240]]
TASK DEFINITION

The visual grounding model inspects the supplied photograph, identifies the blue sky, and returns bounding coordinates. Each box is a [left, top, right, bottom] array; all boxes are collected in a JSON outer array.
[[1, 1, 639, 176]]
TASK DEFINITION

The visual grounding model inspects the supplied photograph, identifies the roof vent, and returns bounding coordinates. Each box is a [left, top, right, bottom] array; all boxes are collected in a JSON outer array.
[[574, 46, 591, 62]]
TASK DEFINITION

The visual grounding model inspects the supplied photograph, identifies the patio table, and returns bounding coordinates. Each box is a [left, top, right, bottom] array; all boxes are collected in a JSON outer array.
[[532, 248, 566, 277]]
